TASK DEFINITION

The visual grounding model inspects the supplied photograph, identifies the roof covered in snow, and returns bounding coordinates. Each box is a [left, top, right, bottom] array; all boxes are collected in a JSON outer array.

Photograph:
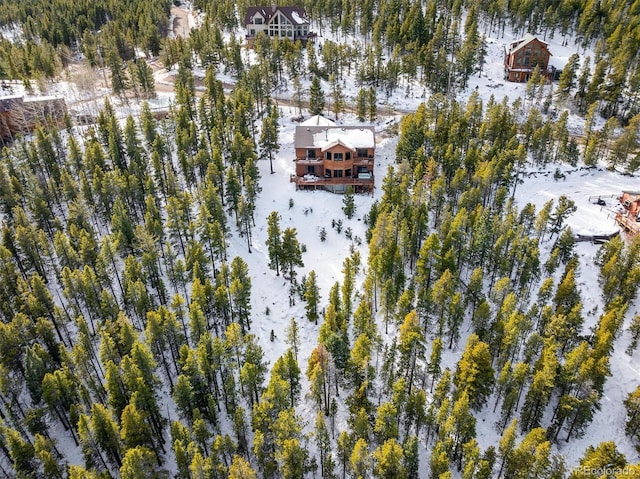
[[508, 33, 550, 55], [245, 6, 309, 26], [300, 115, 336, 126], [295, 125, 375, 150]]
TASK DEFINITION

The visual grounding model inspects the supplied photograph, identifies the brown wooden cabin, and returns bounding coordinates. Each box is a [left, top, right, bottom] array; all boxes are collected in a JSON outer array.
[[0, 95, 66, 145], [504, 34, 553, 82], [291, 124, 375, 194], [616, 191, 640, 237], [245, 5, 315, 45]]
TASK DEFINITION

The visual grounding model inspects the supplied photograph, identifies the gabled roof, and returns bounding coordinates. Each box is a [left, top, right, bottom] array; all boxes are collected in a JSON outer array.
[[508, 33, 550, 55], [245, 6, 309, 26], [295, 126, 375, 150], [321, 139, 349, 152], [300, 114, 336, 126]]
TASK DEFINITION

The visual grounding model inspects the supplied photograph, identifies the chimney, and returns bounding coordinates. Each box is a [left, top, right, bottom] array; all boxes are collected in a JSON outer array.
[[271, 3, 276, 12]]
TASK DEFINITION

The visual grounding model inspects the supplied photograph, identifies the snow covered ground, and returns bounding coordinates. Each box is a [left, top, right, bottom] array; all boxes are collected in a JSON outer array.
[[13, 7, 640, 473], [227, 106, 640, 473]]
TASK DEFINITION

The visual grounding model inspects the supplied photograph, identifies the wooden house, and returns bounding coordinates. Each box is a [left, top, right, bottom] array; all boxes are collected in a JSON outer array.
[[291, 123, 375, 194], [504, 34, 553, 82], [245, 5, 314, 44], [0, 95, 66, 145], [616, 191, 640, 237]]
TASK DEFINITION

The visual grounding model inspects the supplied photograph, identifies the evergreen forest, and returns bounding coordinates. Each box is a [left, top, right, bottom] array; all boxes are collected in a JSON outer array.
[[0, 0, 640, 478]]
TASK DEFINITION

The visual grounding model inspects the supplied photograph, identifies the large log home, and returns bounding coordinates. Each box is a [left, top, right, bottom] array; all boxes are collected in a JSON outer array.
[[245, 5, 314, 44], [291, 124, 375, 194], [504, 33, 553, 82]]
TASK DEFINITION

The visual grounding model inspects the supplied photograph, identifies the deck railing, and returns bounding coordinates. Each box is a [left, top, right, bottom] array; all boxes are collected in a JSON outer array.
[[290, 174, 374, 186]]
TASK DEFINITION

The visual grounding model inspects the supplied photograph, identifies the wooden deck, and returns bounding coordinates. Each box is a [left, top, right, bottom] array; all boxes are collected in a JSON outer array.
[[290, 174, 374, 194]]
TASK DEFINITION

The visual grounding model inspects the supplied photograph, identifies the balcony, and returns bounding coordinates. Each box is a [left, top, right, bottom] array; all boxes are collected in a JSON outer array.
[[294, 156, 374, 165], [353, 157, 373, 166], [290, 173, 374, 188], [294, 157, 324, 165]]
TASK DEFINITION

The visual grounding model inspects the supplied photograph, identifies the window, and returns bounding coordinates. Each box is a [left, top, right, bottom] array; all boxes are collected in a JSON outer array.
[[357, 148, 368, 157], [345, 169, 351, 177], [306, 166, 315, 174], [250, 29, 255, 35], [287, 30, 292, 37], [254, 18, 263, 24], [325, 169, 331, 177], [333, 153, 343, 161], [325, 152, 331, 160], [345, 152, 351, 160], [306, 149, 316, 158], [334, 170, 343, 178], [524, 57, 530, 66]]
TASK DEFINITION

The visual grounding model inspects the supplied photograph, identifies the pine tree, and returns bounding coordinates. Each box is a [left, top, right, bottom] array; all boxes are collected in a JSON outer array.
[[497, 419, 517, 479], [368, 86, 377, 121], [625, 385, 640, 447], [260, 106, 280, 174], [34, 434, 66, 479], [569, 442, 626, 479], [356, 88, 367, 122], [430, 440, 450, 479], [342, 186, 356, 219], [315, 411, 335, 479], [107, 47, 129, 100], [229, 455, 258, 479], [330, 73, 346, 119], [88, 403, 123, 468], [520, 342, 558, 432], [336, 431, 353, 479], [273, 350, 302, 408], [281, 227, 304, 282], [230, 256, 252, 333], [309, 76, 326, 116], [548, 196, 577, 238], [277, 438, 308, 479], [119, 446, 158, 479], [133, 58, 156, 99], [626, 314, 640, 355], [304, 270, 321, 323], [398, 310, 426, 396], [350, 438, 371, 479], [453, 334, 495, 410], [373, 439, 405, 479], [556, 53, 579, 102], [266, 211, 283, 276]]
